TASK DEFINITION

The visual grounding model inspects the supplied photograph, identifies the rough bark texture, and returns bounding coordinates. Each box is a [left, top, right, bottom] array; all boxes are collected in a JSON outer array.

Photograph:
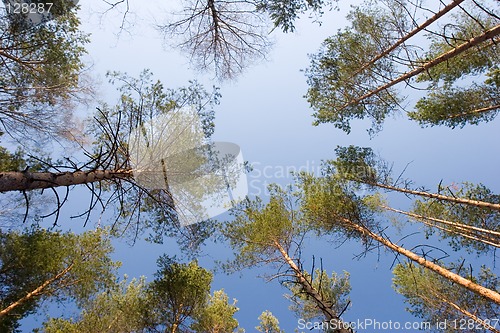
[[340, 217, 500, 305], [447, 104, 500, 120], [370, 182, 500, 211], [433, 293, 500, 333], [339, 24, 500, 111], [0, 263, 74, 317], [349, 0, 465, 79], [0, 169, 133, 192], [274, 241, 354, 333], [382, 206, 500, 248]]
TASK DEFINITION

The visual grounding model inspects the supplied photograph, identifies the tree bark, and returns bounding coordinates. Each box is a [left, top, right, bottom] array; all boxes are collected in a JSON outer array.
[[418, 219, 500, 249], [415, 290, 500, 333], [0, 169, 133, 192], [0, 263, 74, 317], [349, 0, 465, 79], [382, 205, 500, 237], [432, 293, 500, 333], [447, 104, 500, 120], [382, 205, 500, 248], [337, 217, 500, 305], [339, 24, 500, 112], [274, 241, 354, 333], [366, 181, 500, 211]]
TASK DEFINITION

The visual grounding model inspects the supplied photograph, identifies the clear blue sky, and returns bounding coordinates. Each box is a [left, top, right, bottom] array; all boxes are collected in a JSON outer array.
[[18, 0, 500, 331]]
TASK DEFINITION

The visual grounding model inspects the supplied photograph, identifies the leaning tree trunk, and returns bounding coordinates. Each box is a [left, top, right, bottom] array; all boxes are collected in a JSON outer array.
[[365, 181, 500, 211], [274, 241, 354, 333], [447, 104, 500, 120], [418, 221, 500, 249], [382, 205, 500, 248], [348, 0, 465, 79], [0, 169, 133, 192], [337, 217, 500, 305], [0, 263, 74, 317], [430, 293, 500, 333], [383, 205, 500, 237], [338, 24, 500, 112]]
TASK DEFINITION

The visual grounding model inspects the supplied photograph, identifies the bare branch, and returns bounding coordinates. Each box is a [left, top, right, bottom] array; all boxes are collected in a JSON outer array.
[[159, 0, 272, 80]]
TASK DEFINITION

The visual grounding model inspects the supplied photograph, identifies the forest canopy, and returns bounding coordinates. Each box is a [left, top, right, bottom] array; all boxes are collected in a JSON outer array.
[[0, 0, 499, 332]]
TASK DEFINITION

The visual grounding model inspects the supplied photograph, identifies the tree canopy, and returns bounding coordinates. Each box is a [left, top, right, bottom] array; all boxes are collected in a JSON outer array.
[[305, 0, 499, 133], [0, 0, 499, 331], [0, 0, 89, 141], [159, 0, 338, 79], [0, 228, 119, 332], [0, 70, 221, 246], [39, 256, 242, 333], [393, 262, 500, 333]]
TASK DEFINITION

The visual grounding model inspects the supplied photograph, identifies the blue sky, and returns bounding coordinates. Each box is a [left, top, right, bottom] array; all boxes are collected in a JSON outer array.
[[15, 0, 500, 331]]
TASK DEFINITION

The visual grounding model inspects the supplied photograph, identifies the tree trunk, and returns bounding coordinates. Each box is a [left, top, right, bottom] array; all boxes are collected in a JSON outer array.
[[383, 205, 500, 237], [0, 169, 133, 192], [339, 24, 500, 112], [348, 0, 465, 79], [0, 263, 74, 317], [419, 219, 500, 249], [274, 241, 354, 333], [382, 205, 500, 248], [338, 217, 500, 305], [432, 293, 500, 333], [367, 181, 500, 211], [170, 306, 183, 333], [416, 289, 500, 333], [447, 104, 500, 120]]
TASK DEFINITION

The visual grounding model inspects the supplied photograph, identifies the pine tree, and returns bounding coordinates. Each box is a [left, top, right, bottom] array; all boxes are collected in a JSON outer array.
[[256, 310, 284, 333], [0, 228, 119, 332], [0, 0, 90, 141], [305, 0, 499, 133], [223, 185, 353, 332], [393, 262, 500, 333]]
